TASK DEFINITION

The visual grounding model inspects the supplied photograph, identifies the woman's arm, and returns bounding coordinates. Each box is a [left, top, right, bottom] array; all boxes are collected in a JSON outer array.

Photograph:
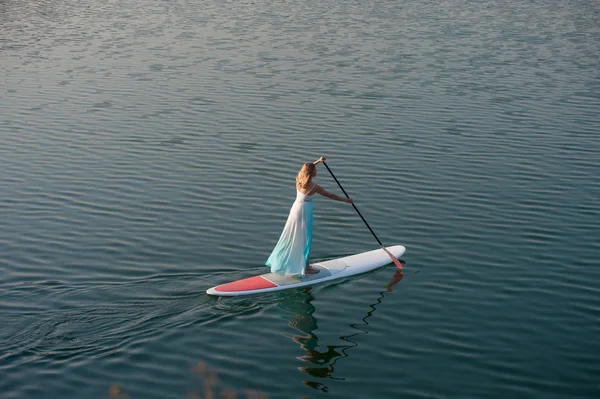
[[312, 156, 326, 165], [313, 184, 353, 204]]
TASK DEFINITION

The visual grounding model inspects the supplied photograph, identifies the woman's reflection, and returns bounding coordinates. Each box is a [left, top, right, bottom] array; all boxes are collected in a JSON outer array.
[[274, 268, 403, 391]]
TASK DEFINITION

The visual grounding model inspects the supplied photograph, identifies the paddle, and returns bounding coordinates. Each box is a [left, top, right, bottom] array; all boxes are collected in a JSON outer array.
[[322, 161, 403, 270]]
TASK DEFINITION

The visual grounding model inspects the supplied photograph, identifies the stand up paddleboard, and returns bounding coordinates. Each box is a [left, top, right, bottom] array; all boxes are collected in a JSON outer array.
[[207, 245, 405, 297]]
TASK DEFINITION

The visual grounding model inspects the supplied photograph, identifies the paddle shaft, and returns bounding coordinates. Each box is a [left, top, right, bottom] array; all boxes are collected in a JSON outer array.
[[323, 161, 402, 269], [322, 161, 402, 269], [322, 162, 383, 246]]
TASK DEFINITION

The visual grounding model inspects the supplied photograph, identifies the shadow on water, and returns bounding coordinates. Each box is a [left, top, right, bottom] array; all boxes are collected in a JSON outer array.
[[274, 268, 404, 392]]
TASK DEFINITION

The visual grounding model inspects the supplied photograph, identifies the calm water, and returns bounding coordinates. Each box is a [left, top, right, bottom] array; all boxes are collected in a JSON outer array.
[[1, 0, 599, 398]]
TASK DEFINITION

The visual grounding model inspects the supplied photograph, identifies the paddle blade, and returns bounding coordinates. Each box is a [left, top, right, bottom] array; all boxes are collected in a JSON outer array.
[[383, 248, 403, 270]]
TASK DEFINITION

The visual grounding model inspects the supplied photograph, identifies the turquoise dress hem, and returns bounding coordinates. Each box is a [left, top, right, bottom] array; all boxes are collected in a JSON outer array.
[[266, 187, 315, 277]]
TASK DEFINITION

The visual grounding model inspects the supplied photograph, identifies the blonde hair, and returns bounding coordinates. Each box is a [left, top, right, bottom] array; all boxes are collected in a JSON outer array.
[[296, 163, 315, 189]]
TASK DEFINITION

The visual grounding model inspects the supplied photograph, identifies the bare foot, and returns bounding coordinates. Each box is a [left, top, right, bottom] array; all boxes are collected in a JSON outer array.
[[305, 266, 320, 274]]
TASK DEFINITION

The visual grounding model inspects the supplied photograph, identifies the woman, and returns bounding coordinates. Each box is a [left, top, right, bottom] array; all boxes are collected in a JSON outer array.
[[266, 156, 353, 277]]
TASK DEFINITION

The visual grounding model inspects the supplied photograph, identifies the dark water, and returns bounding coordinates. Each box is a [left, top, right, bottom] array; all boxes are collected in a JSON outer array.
[[1, 0, 599, 398]]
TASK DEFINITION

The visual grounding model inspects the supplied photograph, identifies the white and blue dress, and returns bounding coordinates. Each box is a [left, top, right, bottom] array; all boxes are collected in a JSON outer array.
[[266, 184, 317, 277]]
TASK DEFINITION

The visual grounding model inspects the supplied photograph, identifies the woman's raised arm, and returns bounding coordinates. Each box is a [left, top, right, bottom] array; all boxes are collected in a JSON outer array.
[[312, 156, 326, 165]]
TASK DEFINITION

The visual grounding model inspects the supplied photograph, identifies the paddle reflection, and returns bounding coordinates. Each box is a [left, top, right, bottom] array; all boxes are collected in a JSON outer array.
[[274, 269, 403, 391]]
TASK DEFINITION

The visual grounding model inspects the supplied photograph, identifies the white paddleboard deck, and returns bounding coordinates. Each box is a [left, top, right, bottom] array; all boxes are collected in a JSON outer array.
[[207, 245, 405, 297]]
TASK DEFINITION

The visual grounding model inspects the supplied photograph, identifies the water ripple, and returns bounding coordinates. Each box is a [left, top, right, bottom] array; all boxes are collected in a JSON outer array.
[[2, 0, 600, 398]]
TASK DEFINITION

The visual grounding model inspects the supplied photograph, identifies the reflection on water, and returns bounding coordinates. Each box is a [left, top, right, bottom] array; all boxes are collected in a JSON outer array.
[[276, 269, 404, 392]]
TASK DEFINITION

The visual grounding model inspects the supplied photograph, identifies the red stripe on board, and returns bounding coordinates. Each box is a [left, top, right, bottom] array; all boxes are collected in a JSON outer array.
[[214, 276, 278, 292]]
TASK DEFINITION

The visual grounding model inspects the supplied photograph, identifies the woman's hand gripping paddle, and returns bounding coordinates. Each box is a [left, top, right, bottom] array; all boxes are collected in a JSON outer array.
[[322, 161, 403, 270]]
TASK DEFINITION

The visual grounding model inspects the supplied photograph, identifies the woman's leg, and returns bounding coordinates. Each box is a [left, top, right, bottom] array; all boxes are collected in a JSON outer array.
[[305, 251, 320, 274]]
